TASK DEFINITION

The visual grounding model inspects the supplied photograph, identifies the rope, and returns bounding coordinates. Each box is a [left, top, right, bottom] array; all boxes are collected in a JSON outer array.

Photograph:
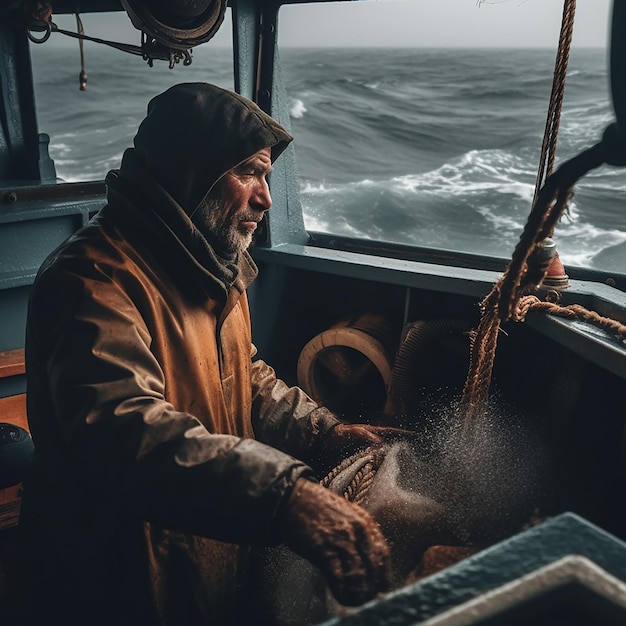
[[24, 2, 193, 68], [76, 11, 87, 91], [461, 142, 607, 421], [458, 0, 623, 422], [513, 296, 626, 341], [533, 0, 576, 206], [321, 445, 387, 506]]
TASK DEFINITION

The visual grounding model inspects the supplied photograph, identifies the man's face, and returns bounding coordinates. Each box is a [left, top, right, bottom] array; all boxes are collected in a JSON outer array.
[[193, 147, 273, 255]]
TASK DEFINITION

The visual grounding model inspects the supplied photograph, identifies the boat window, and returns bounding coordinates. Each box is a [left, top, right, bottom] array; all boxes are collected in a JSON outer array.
[[277, 0, 626, 275], [29, 9, 234, 184]]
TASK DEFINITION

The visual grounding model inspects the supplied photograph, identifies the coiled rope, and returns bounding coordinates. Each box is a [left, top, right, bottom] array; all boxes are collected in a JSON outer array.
[[461, 0, 626, 421], [321, 445, 387, 506], [24, 1, 194, 68]]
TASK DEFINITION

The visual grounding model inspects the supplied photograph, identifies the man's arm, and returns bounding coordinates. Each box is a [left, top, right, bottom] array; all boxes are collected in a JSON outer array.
[[251, 357, 409, 472], [27, 262, 313, 545], [250, 357, 341, 459]]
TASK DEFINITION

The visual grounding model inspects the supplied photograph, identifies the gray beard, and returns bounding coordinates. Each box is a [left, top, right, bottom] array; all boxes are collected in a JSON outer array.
[[192, 196, 253, 256]]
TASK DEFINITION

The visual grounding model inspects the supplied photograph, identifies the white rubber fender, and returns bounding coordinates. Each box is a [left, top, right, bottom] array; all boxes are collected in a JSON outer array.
[[297, 321, 393, 405]]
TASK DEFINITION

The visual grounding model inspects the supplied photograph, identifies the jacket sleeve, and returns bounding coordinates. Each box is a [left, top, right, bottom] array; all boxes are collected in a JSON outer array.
[[250, 357, 340, 460], [26, 258, 313, 545]]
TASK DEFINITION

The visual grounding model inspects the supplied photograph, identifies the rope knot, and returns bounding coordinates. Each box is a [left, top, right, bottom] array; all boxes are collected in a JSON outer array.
[[321, 444, 388, 506], [512, 295, 541, 323]]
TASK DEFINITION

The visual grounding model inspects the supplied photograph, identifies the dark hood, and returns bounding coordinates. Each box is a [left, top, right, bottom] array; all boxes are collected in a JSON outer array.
[[119, 82, 293, 216], [103, 83, 292, 300]]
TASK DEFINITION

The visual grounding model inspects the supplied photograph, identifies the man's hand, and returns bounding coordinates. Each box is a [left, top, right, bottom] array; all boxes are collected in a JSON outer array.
[[316, 423, 410, 472], [282, 478, 392, 606]]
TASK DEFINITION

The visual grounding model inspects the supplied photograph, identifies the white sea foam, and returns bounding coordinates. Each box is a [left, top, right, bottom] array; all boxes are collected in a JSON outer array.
[[384, 149, 536, 201], [302, 214, 330, 232], [559, 107, 614, 149], [52, 132, 79, 140], [98, 153, 124, 170], [498, 182, 535, 203], [300, 149, 536, 206], [49, 142, 72, 158], [579, 175, 626, 193], [54, 176, 81, 183], [475, 206, 526, 236], [302, 178, 377, 194], [289, 98, 307, 119], [556, 222, 626, 267], [301, 181, 330, 194], [559, 251, 597, 267]]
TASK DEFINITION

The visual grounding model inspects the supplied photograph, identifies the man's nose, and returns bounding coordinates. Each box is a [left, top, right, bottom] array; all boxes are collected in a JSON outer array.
[[253, 177, 272, 211]]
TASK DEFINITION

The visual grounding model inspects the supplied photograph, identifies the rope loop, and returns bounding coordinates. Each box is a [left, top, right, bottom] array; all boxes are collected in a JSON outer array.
[[321, 444, 387, 506], [26, 19, 51, 43]]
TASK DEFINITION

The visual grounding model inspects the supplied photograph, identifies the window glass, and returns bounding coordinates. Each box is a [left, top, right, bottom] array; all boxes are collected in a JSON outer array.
[[277, 0, 626, 274], [30, 9, 233, 183]]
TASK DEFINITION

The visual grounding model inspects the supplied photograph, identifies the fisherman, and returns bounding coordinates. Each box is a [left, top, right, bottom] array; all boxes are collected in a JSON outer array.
[[19, 82, 393, 626]]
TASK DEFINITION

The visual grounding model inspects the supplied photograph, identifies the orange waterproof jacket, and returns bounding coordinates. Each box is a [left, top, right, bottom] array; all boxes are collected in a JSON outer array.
[[20, 83, 338, 625]]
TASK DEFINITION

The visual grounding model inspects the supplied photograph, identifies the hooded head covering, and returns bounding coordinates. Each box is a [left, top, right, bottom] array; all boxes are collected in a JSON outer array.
[[103, 83, 292, 297], [121, 82, 293, 215]]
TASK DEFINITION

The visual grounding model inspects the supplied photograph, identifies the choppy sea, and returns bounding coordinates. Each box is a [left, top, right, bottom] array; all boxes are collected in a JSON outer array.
[[30, 43, 626, 273]]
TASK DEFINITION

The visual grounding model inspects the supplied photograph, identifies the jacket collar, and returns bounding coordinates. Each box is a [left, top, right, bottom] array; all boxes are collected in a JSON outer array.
[[104, 164, 258, 303]]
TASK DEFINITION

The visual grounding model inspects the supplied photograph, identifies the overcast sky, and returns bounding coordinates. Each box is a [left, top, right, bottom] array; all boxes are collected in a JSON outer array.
[[279, 0, 613, 48], [49, 0, 613, 49]]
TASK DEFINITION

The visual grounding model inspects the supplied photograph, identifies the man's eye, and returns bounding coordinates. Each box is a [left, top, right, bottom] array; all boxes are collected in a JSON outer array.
[[235, 168, 256, 177], [233, 164, 270, 179]]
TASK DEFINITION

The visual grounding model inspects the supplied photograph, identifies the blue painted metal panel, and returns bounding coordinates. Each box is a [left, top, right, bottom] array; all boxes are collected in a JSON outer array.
[[0, 194, 103, 353], [320, 513, 626, 626], [0, 11, 40, 182]]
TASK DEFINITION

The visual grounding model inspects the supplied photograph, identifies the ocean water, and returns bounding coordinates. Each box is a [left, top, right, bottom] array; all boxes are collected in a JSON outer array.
[[30, 43, 626, 273]]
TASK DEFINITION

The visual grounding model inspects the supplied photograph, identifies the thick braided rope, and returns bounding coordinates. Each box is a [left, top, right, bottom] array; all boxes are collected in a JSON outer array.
[[461, 144, 606, 420], [460, 292, 501, 421], [533, 0, 576, 206], [513, 296, 626, 340], [460, 1, 580, 420], [321, 445, 387, 506]]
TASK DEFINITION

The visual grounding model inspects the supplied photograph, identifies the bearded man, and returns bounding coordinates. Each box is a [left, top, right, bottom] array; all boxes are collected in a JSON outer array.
[[20, 83, 392, 626]]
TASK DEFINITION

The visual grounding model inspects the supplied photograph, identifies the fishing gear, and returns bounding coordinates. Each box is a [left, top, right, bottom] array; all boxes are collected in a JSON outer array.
[[22, 0, 227, 70], [462, 0, 626, 421]]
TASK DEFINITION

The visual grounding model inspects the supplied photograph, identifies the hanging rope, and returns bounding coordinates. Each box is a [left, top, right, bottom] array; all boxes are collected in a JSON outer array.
[[533, 0, 576, 205], [459, 0, 613, 421], [461, 136, 620, 421], [76, 11, 87, 91], [24, 2, 193, 68]]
